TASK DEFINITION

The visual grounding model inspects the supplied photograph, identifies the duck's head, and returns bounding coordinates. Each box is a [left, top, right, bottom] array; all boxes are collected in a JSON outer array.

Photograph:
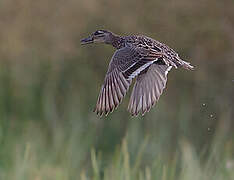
[[81, 30, 113, 45]]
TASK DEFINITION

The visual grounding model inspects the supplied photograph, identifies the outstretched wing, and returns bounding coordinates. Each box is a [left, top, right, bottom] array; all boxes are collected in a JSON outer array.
[[128, 64, 172, 116], [94, 46, 163, 116]]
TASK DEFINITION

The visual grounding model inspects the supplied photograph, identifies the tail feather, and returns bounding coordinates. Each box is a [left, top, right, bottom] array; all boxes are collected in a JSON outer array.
[[180, 60, 194, 70]]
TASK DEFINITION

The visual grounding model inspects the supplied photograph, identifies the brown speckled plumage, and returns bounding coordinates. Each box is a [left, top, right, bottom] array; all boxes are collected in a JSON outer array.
[[81, 30, 194, 116]]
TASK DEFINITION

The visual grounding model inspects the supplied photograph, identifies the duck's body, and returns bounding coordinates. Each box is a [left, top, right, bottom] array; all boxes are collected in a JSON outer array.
[[81, 30, 194, 116]]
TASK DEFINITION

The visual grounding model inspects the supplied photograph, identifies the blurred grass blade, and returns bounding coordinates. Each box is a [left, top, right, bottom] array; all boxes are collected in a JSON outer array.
[[91, 148, 100, 180]]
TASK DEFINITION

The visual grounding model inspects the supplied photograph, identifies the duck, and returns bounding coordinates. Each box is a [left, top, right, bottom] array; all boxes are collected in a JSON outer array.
[[81, 30, 194, 116]]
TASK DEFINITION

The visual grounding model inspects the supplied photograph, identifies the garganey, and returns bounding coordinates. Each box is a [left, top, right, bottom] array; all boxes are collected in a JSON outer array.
[[81, 30, 194, 116]]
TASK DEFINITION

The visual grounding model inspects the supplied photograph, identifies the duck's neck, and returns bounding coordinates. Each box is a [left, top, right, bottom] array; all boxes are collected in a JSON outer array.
[[108, 34, 125, 49]]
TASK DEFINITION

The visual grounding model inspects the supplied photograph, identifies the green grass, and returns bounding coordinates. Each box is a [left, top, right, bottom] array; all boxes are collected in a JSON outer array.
[[0, 119, 233, 180]]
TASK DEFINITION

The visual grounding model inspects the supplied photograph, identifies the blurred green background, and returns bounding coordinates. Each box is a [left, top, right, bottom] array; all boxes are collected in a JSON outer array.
[[0, 0, 233, 179]]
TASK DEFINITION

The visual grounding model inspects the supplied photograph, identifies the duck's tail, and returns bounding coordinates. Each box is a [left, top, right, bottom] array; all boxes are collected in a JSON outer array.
[[180, 60, 194, 70]]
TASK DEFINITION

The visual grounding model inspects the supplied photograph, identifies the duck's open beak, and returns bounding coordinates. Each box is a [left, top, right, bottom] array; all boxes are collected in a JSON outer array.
[[81, 36, 93, 45]]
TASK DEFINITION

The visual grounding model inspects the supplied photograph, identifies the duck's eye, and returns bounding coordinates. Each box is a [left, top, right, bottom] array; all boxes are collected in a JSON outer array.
[[94, 31, 103, 35]]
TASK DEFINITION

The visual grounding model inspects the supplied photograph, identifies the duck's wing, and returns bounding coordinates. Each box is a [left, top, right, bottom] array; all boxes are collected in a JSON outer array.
[[94, 46, 163, 116], [128, 64, 172, 116]]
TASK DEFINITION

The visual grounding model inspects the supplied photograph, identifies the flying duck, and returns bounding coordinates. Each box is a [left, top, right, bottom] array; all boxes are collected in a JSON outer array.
[[81, 30, 194, 116]]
